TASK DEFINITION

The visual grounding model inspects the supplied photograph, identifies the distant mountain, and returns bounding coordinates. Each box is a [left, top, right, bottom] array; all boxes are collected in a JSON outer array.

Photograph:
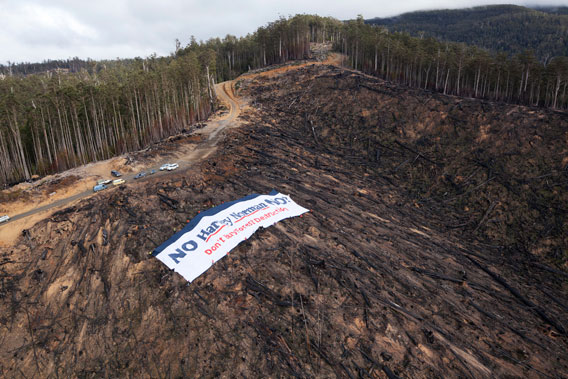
[[534, 6, 568, 15], [366, 5, 568, 61]]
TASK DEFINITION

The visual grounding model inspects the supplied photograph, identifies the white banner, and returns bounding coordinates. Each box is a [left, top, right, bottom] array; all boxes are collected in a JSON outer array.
[[152, 191, 309, 282]]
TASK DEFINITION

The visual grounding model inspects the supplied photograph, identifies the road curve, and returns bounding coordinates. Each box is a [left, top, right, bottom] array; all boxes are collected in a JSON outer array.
[[0, 80, 240, 230]]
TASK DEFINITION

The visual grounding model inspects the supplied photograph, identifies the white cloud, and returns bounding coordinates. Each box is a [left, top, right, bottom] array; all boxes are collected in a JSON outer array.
[[3, 4, 97, 45]]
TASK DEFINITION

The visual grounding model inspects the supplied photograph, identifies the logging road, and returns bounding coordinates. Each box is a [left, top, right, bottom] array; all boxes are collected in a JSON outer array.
[[0, 80, 240, 231]]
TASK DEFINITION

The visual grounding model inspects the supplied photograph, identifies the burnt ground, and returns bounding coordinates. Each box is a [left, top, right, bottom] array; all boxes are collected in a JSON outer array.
[[0, 64, 567, 378]]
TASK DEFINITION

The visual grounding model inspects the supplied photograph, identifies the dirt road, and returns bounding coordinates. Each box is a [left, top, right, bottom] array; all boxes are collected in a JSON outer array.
[[0, 80, 240, 239]]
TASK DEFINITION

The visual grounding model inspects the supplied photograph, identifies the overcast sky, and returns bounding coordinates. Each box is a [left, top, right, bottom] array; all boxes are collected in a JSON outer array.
[[1, 0, 567, 64]]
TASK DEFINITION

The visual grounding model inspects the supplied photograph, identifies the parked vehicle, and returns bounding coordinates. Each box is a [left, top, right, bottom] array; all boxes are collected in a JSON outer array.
[[0, 215, 10, 223], [134, 172, 146, 179], [160, 163, 179, 171], [112, 179, 126, 186], [111, 170, 122, 177], [97, 179, 112, 185], [93, 184, 108, 192]]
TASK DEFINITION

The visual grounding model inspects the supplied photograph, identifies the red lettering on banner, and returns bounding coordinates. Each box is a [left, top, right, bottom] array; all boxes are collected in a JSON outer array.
[[206, 225, 226, 242], [205, 242, 221, 255], [216, 207, 293, 244]]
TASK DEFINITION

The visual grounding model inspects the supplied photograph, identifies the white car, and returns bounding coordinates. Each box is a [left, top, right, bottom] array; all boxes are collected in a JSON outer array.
[[97, 179, 112, 185], [0, 215, 10, 223], [160, 163, 179, 171]]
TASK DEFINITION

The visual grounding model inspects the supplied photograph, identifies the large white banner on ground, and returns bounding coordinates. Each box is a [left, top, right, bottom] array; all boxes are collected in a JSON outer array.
[[152, 191, 309, 283]]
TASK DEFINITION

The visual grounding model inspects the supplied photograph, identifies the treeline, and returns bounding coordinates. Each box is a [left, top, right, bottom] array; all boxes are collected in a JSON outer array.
[[6, 11, 568, 186], [0, 57, 96, 77], [0, 15, 341, 186], [177, 15, 343, 83], [0, 50, 216, 186], [338, 17, 568, 109], [366, 5, 568, 62], [0, 56, 162, 77]]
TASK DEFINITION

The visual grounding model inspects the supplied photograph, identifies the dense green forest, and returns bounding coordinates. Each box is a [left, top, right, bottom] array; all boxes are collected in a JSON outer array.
[[366, 5, 568, 61]]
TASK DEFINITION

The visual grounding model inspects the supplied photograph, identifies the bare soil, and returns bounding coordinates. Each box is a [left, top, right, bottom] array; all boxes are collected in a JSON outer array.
[[0, 61, 566, 378]]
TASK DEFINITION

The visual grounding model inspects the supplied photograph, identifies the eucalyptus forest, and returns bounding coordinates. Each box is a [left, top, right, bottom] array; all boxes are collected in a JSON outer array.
[[2, 11, 568, 186], [339, 16, 568, 109], [0, 51, 216, 186]]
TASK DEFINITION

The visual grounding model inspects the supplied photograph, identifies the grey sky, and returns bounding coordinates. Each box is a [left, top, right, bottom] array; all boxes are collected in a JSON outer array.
[[1, 0, 567, 63]]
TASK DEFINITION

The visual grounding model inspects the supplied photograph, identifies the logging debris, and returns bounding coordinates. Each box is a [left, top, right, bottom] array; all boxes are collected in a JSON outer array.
[[0, 63, 566, 378]]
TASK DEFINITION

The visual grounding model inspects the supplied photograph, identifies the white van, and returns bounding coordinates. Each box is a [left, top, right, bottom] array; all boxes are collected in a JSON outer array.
[[160, 163, 179, 171]]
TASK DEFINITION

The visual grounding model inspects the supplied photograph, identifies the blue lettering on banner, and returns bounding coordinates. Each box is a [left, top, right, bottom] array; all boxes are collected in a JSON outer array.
[[265, 197, 289, 206], [168, 240, 198, 263], [152, 190, 309, 283], [153, 192, 280, 257], [153, 190, 306, 263]]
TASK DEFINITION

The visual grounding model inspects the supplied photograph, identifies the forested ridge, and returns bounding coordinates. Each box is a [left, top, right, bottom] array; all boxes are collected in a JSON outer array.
[[189, 15, 343, 82], [0, 50, 216, 186], [0, 15, 340, 186], [0, 57, 94, 77], [3, 11, 568, 186], [338, 16, 568, 110], [366, 5, 568, 61]]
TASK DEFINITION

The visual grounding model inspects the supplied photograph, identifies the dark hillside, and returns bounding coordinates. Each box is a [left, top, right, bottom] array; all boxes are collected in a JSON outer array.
[[366, 5, 568, 61], [246, 64, 568, 267], [535, 6, 568, 15], [0, 64, 566, 377]]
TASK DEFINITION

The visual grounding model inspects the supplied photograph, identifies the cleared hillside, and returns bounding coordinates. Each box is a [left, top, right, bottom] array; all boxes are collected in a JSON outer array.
[[0, 61, 566, 377], [247, 64, 568, 267]]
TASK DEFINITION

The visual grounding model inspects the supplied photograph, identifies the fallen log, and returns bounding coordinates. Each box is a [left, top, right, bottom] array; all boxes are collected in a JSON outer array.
[[469, 301, 545, 348], [394, 140, 441, 167], [245, 276, 292, 307], [533, 263, 568, 279], [157, 193, 178, 210], [467, 256, 566, 335], [410, 266, 463, 283]]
